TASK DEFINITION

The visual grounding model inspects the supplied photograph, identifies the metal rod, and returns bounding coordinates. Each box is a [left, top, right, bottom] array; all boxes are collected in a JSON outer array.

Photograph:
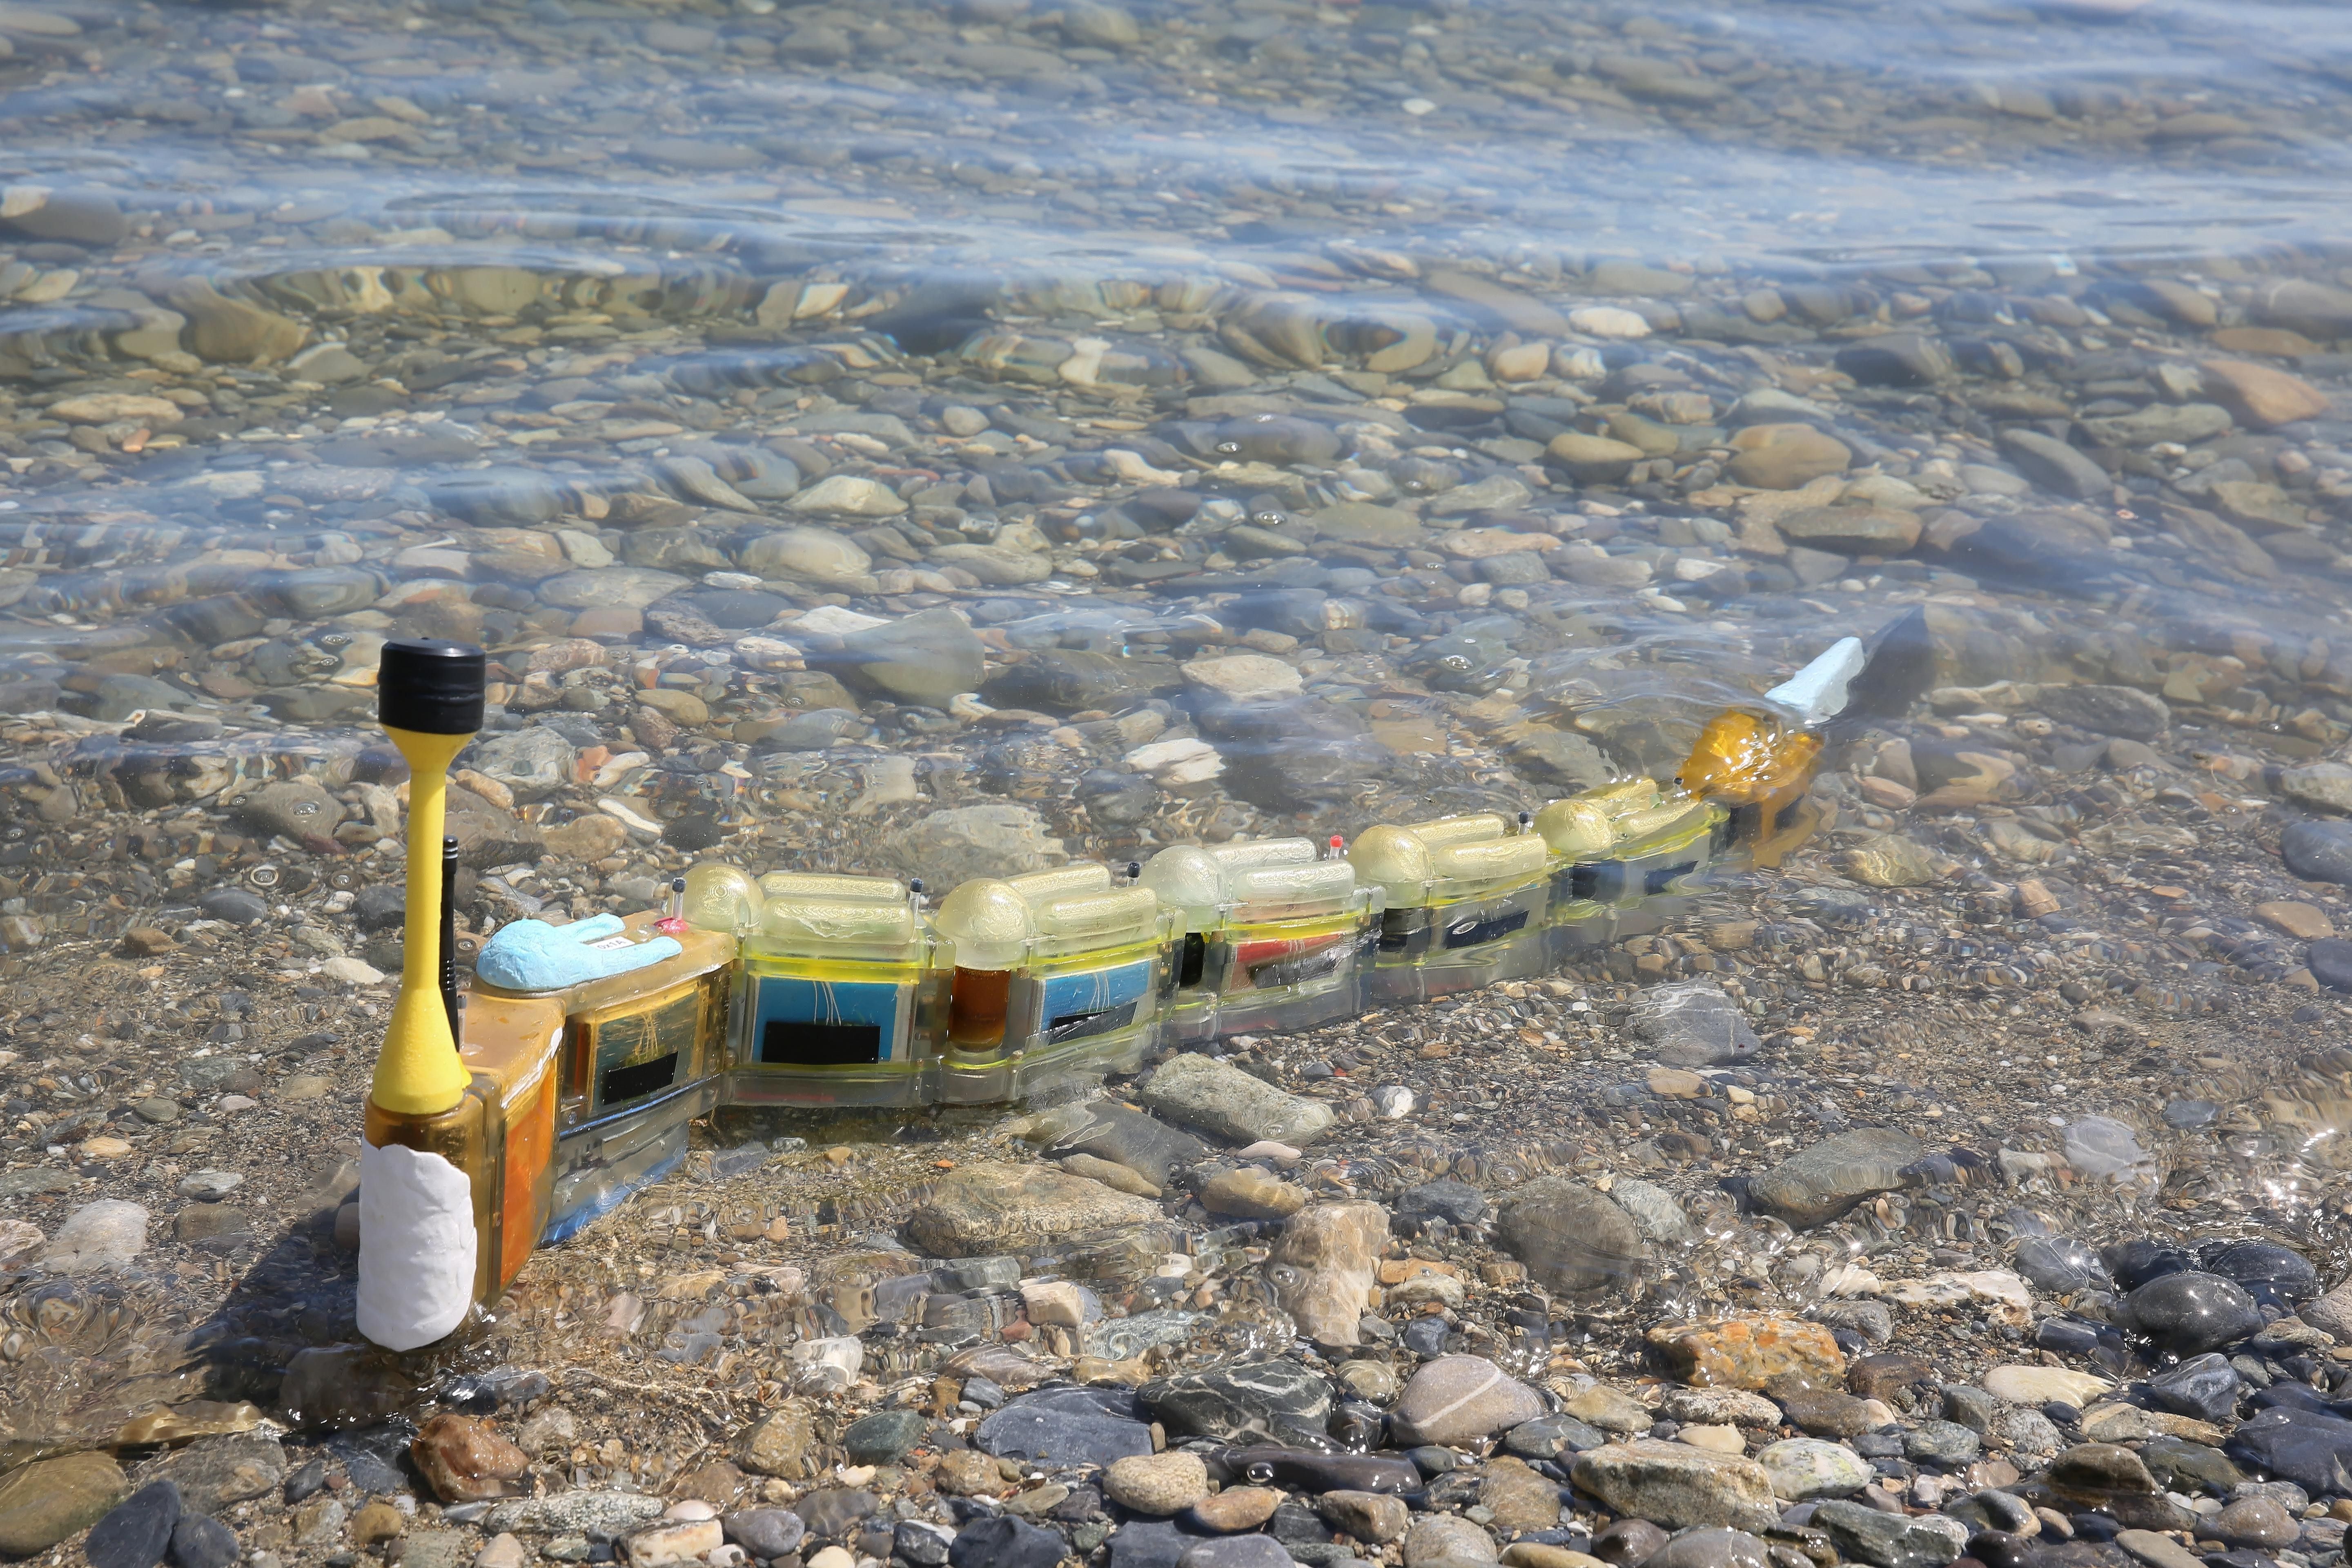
[[439, 835, 460, 1044]]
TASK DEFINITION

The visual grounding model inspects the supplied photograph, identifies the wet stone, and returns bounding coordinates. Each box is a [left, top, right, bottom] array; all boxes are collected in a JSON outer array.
[[2013, 1237, 2111, 1296], [1494, 1178, 1648, 1295], [2119, 1272, 2265, 1356], [841, 1408, 928, 1464], [1396, 1177, 1488, 1227], [793, 1489, 879, 1539], [1746, 1129, 1926, 1229], [1185, 1486, 1282, 1534], [1650, 1317, 1847, 1392], [2282, 820, 2352, 884], [976, 1399, 1153, 1468], [906, 1161, 1160, 1256], [1756, 1439, 1873, 1500], [1903, 1421, 1980, 1468], [1103, 1452, 1209, 1515], [1627, 982, 1759, 1067], [1806, 1500, 1964, 1568], [153, 1435, 286, 1512], [2147, 1353, 2243, 1425], [398, 1414, 523, 1506], [1646, 1529, 1771, 1568], [1569, 1441, 1777, 1532], [2200, 1239, 2320, 1307], [951, 1515, 1066, 1568], [2032, 684, 2171, 739], [86, 1481, 181, 1568], [1772, 1385, 1874, 1439], [1389, 1355, 1544, 1446], [1140, 1051, 1334, 1146], [1142, 1359, 1332, 1444], [2211, 1496, 2297, 1548], [166, 1514, 239, 1568]]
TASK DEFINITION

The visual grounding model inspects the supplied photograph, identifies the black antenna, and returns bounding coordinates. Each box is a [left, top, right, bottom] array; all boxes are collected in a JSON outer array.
[[439, 835, 459, 1041]]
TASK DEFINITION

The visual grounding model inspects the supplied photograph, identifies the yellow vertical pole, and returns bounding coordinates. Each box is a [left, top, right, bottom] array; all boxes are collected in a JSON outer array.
[[369, 640, 486, 1116], [374, 725, 473, 1114]]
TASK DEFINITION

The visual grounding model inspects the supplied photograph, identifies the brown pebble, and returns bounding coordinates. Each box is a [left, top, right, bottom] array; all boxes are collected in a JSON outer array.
[[410, 1413, 530, 1503], [350, 1501, 405, 1546], [1184, 1486, 1283, 1533]]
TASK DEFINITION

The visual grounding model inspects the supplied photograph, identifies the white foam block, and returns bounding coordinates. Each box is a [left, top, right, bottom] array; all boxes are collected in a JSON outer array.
[[356, 1138, 477, 1352], [1765, 636, 1866, 725]]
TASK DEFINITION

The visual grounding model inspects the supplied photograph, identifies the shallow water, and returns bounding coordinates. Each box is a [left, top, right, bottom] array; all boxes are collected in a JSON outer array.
[[9, 0, 2352, 1481]]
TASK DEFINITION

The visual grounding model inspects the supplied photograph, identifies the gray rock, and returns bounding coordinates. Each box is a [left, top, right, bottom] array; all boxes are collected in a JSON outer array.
[[2282, 763, 2352, 815], [167, 1514, 239, 1568], [1937, 1385, 2001, 1435], [759, 708, 866, 751], [906, 1162, 1160, 1257], [2013, 1236, 2111, 1295], [976, 1400, 1153, 1469], [2283, 820, 2352, 885], [1997, 430, 2111, 500], [38, 1200, 149, 1273], [1806, 1301, 1893, 1346], [2081, 403, 2234, 448], [982, 650, 1162, 714], [1646, 1528, 1771, 1568], [1510, 728, 1613, 790], [2062, 1114, 2155, 1184], [882, 804, 1061, 886], [484, 1492, 665, 1537], [1178, 1538, 1292, 1568], [1138, 1051, 1334, 1146], [1809, 1499, 1967, 1568], [1569, 1441, 1777, 1531], [198, 888, 268, 925], [1835, 334, 1955, 387], [1987, 1406, 2064, 1460], [1904, 1421, 1981, 1467], [153, 1435, 286, 1513], [1044, 1101, 1207, 1188], [1494, 1178, 1648, 1294], [537, 566, 691, 610], [1503, 1414, 1608, 1460], [842, 1409, 929, 1464], [1942, 1490, 2038, 1537], [1610, 1180, 1695, 1245], [86, 1481, 179, 1568], [1628, 982, 1758, 1067], [426, 467, 567, 526], [725, 1509, 807, 1559], [816, 607, 987, 709], [2121, 1272, 2265, 1356], [468, 727, 576, 802], [1141, 1360, 1332, 1445], [2032, 684, 2170, 739], [1401, 1515, 1495, 1565], [1395, 1178, 1486, 1227], [1388, 1355, 1544, 1446], [1755, 1439, 1872, 1501], [2148, 1353, 2243, 1425], [1746, 1128, 1926, 1229]]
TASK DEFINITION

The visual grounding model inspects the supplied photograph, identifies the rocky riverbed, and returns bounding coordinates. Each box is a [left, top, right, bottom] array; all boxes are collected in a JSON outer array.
[[19, 0, 2352, 1564]]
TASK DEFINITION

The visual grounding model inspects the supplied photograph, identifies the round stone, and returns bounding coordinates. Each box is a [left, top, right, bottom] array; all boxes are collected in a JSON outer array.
[[1756, 1439, 1873, 1501], [1104, 1452, 1208, 1515], [2119, 1271, 2265, 1355]]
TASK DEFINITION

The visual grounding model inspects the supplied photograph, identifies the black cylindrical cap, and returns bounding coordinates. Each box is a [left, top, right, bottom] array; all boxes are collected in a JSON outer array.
[[379, 638, 486, 735]]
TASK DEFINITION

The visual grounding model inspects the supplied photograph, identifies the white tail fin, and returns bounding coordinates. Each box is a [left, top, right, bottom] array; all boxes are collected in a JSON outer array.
[[1766, 636, 1866, 726]]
